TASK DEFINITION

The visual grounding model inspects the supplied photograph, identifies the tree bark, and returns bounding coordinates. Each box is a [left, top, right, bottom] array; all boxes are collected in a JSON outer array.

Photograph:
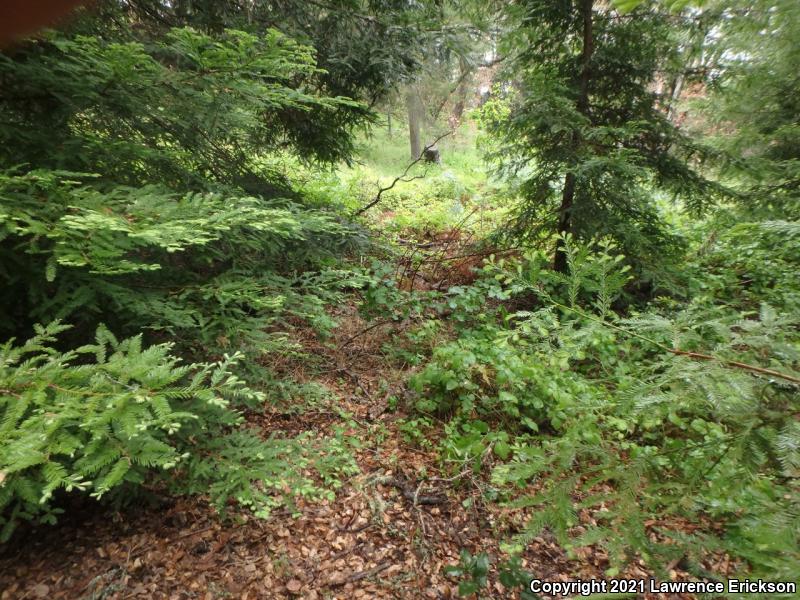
[[554, 0, 594, 273], [406, 87, 422, 160], [452, 55, 470, 122], [554, 172, 577, 273]]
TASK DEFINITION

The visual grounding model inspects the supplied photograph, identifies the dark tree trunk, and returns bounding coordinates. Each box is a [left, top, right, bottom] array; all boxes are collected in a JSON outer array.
[[452, 55, 470, 122], [553, 172, 577, 273], [554, 0, 594, 273]]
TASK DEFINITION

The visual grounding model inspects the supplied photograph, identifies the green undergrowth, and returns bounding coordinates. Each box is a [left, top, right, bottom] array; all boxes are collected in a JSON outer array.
[[0, 25, 373, 540], [0, 9, 797, 600], [339, 121, 510, 235], [0, 322, 359, 541], [398, 231, 799, 595]]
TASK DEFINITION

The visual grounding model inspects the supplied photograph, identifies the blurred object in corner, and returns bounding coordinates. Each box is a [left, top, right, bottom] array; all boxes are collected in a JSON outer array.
[[1, 0, 85, 46]]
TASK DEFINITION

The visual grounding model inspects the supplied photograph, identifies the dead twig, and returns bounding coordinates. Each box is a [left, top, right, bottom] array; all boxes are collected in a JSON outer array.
[[340, 319, 393, 347], [547, 296, 800, 386], [329, 561, 393, 586], [386, 476, 447, 506], [328, 541, 364, 562], [173, 524, 217, 541], [334, 367, 374, 402], [669, 349, 800, 385], [419, 246, 522, 265]]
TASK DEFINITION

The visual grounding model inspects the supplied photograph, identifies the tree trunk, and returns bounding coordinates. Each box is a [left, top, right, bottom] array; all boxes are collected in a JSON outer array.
[[553, 0, 594, 273], [406, 88, 422, 160], [666, 72, 685, 121], [387, 111, 392, 137], [553, 173, 577, 273], [453, 55, 470, 121]]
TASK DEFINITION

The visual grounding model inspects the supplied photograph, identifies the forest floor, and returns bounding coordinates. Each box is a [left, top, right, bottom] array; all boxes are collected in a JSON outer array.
[[0, 305, 556, 600], [0, 132, 736, 599], [0, 247, 721, 600]]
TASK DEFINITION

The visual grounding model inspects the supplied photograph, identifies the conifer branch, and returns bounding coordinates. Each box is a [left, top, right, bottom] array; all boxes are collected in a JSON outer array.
[[533, 291, 800, 386]]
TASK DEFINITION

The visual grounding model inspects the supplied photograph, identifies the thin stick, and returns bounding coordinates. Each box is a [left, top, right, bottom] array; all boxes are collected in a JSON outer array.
[[329, 561, 392, 586], [535, 292, 800, 385], [669, 349, 800, 384], [340, 319, 393, 347]]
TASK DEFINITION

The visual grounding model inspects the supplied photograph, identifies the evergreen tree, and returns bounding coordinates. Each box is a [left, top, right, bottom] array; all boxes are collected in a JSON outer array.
[[0, 27, 364, 195], [0, 5, 382, 535], [482, 0, 722, 275], [82, 0, 438, 109], [704, 0, 800, 219]]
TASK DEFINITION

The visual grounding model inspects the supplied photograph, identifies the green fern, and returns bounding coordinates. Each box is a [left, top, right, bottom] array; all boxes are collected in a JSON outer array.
[[0, 321, 354, 541]]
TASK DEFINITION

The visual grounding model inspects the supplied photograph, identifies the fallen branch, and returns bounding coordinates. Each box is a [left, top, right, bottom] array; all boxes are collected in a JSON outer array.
[[329, 561, 393, 586], [386, 475, 447, 506], [340, 319, 394, 347], [669, 349, 800, 385], [353, 130, 454, 217], [419, 246, 522, 264], [539, 294, 800, 386]]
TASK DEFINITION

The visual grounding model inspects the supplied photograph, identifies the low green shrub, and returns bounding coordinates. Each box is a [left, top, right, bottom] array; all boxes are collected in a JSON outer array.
[[0, 321, 352, 541], [414, 236, 800, 583], [409, 324, 591, 433]]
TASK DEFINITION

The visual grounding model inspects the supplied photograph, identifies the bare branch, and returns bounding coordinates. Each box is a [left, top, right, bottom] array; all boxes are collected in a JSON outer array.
[[353, 130, 454, 217]]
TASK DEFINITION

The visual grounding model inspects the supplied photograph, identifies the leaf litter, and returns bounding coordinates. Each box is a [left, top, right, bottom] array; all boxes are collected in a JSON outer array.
[[0, 294, 736, 599]]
